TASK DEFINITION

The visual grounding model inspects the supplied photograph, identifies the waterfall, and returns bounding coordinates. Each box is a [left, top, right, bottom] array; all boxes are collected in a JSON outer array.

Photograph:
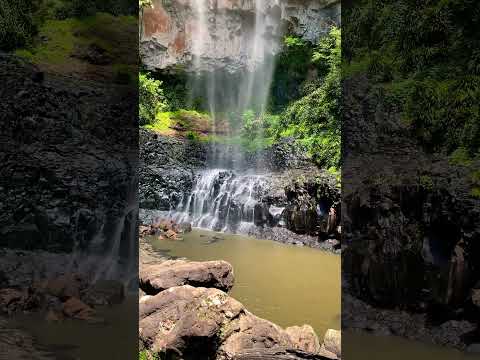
[[66, 182, 138, 289], [188, 0, 282, 116], [167, 1, 286, 233], [168, 169, 274, 232]]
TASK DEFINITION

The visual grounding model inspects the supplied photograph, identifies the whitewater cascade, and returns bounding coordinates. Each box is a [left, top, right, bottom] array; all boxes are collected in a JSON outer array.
[[169, 169, 282, 233], [171, 1, 285, 232]]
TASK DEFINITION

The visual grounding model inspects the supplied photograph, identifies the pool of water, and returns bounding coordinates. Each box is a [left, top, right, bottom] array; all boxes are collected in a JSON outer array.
[[344, 332, 480, 359], [9, 296, 138, 359], [150, 228, 341, 337]]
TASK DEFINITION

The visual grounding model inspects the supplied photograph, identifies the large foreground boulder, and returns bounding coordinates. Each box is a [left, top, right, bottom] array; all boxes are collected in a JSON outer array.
[[139, 260, 234, 295], [139, 285, 337, 360], [285, 325, 321, 354], [319, 329, 341, 360]]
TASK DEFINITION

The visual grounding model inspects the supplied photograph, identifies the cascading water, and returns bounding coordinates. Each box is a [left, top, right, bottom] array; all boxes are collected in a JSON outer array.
[[169, 169, 273, 232], [170, 1, 286, 233]]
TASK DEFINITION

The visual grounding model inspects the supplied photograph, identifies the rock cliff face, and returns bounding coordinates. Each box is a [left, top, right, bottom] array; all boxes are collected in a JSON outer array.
[[341, 75, 480, 348], [0, 54, 138, 255], [140, 0, 340, 72]]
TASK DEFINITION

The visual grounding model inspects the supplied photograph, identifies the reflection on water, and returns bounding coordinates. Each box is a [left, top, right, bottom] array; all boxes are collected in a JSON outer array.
[[150, 228, 341, 337], [10, 296, 138, 360], [344, 332, 480, 360]]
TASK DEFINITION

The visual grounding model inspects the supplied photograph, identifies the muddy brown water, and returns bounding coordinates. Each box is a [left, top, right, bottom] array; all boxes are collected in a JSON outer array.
[[150, 228, 341, 338], [152, 229, 480, 359], [345, 332, 480, 359], [8, 296, 138, 359]]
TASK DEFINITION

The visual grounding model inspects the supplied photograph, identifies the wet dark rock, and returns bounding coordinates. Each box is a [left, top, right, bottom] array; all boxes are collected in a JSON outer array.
[[139, 129, 207, 211], [254, 203, 274, 227], [82, 280, 125, 306], [40, 274, 87, 301], [0, 288, 39, 314], [342, 286, 477, 350], [62, 297, 95, 320], [0, 54, 137, 253], [139, 129, 341, 250], [341, 74, 480, 350]]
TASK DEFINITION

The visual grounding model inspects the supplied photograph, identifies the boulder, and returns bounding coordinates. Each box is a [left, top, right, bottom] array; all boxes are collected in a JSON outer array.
[[139, 285, 329, 360], [139, 286, 244, 358], [285, 325, 321, 354], [320, 329, 341, 359], [62, 297, 94, 320], [179, 222, 192, 233], [82, 280, 125, 306], [45, 309, 63, 322], [41, 274, 87, 301], [0, 288, 37, 313], [139, 260, 234, 295], [165, 229, 178, 239]]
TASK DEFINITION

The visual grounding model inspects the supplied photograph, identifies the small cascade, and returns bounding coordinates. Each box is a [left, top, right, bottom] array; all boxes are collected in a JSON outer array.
[[66, 184, 138, 289], [169, 169, 269, 232]]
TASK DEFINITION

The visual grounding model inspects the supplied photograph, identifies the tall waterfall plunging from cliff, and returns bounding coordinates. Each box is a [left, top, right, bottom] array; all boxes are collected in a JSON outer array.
[[188, 0, 282, 115]]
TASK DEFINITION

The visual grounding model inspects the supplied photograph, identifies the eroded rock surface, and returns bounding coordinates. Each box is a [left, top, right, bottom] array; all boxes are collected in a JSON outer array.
[[140, 259, 234, 295], [139, 285, 338, 360]]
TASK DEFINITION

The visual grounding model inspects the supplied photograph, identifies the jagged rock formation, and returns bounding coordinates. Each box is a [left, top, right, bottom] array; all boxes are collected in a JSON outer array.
[[140, 0, 340, 72]]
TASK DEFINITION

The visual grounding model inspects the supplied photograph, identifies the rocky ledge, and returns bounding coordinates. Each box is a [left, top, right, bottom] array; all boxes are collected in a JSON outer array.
[[139, 241, 341, 360]]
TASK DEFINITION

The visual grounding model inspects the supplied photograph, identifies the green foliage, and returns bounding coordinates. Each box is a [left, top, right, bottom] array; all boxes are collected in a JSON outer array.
[[344, 0, 480, 156], [449, 147, 473, 166], [269, 35, 315, 112], [186, 130, 200, 142], [237, 110, 279, 152], [278, 27, 341, 168], [139, 0, 152, 9], [0, 0, 41, 51], [156, 73, 190, 111], [472, 170, 480, 198], [54, 0, 137, 19], [419, 175, 434, 190], [139, 350, 165, 360], [15, 13, 137, 66], [405, 76, 480, 155], [139, 72, 168, 126]]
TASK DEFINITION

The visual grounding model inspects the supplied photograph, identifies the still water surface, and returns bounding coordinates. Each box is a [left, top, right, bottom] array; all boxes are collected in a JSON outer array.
[[345, 332, 480, 359], [151, 228, 341, 337], [153, 229, 480, 360]]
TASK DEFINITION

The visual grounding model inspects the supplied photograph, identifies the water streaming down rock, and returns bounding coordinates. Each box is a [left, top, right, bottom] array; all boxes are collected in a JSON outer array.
[[67, 184, 139, 288], [188, 0, 283, 115], [169, 169, 275, 232]]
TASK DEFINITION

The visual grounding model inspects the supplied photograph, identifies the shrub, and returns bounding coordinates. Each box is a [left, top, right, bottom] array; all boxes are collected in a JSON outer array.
[[279, 27, 341, 168], [139, 72, 168, 126]]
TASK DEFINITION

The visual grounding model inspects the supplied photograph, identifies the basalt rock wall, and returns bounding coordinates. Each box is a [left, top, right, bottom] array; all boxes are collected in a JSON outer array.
[[342, 75, 480, 320], [140, 0, 340, 72]]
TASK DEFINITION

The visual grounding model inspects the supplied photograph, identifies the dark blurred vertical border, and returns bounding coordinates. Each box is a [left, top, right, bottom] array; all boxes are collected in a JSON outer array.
[[342, 0, 480, 359], [0, 1, 139, 359]]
